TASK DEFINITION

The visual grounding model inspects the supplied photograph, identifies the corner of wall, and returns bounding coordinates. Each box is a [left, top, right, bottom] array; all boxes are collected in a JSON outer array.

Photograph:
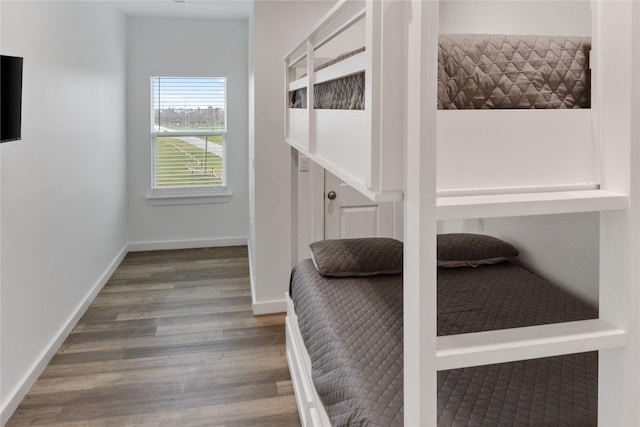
[[0, 245, 128, 426]]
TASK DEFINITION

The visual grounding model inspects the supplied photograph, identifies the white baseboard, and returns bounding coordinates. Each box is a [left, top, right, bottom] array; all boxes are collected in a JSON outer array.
[[247, 238, 286, 315], [247, 237, 258, 308], [0, 244, 128, 426], [127, 236, 247, 252], [252, 299, 287, 315]]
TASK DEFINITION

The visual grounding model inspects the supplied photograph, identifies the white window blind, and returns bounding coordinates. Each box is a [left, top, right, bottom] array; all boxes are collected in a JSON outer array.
[[150, 76, 227, 191]]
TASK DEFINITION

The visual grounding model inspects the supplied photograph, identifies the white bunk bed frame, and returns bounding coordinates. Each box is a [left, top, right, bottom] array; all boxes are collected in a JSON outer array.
[[284, 0, 404, 202], [285, 1, 640, 425]]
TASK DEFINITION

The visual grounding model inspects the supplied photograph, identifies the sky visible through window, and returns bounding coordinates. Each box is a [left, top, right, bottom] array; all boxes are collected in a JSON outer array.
[[153, 77, 226, 108], [152, 76, 226, 131]]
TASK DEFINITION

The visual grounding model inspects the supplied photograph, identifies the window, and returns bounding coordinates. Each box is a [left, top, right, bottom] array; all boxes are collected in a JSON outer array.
[[150, 76, 227, 195]]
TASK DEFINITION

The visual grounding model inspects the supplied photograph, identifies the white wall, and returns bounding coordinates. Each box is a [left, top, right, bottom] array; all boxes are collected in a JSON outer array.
[[126, 17, 249, 249], [250, 1, 334, 314], [296, 156, 325, 262], [0, 2, 127, 422], [440, 1, 591, 35]]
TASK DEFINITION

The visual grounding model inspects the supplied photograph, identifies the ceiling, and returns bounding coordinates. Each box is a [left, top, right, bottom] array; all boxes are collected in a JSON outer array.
[[111, 0, 252, 19]]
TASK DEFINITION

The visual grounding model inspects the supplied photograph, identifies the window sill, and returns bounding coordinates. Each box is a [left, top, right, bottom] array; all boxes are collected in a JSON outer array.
[[146, 190, 232, 206]]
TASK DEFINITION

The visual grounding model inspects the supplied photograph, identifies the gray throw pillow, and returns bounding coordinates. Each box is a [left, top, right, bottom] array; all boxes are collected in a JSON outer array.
[[437, 233, 519, 268], [309, 238, 403, 277]]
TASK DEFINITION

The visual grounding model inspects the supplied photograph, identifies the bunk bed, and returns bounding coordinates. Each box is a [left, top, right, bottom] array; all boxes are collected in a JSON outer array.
[[287, 235, 598, 426], [284, 0, 627, 208], [284, 1, 638, 425], [291, 34, 592, 111]]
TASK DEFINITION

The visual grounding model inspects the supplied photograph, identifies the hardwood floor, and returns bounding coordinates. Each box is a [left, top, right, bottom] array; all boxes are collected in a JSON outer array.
[[7, 246, 301, 427]]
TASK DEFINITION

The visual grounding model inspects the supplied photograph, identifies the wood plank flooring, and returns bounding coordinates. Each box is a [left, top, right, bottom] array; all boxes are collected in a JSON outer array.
[[7, 246, 302, 427]]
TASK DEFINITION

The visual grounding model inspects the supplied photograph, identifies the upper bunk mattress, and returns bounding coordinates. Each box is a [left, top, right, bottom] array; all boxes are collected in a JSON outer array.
[[290, 259, 598, 426], [438, 34, 591, 109], [289, 34, 590, 110]]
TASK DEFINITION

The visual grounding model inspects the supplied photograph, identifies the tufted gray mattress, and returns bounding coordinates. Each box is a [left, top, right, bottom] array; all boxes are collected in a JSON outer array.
[[289, 47, 366, 110], [289, 34, 590, 110], [438, 34, 591, 109], [289, 74, 365, 110], [289, 259, 598, 426]]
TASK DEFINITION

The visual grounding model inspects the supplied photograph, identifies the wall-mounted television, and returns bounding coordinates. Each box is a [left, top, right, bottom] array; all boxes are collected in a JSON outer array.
[[1, 55, 23, 143]]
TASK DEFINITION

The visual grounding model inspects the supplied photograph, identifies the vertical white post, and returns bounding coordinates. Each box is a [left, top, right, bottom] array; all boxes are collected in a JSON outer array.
[[306, 41, 316, 154], [403, 1, 439, 425], [290, 147, 299, 270], [366, 0, 380, 192], [597, 1, 640, 425], [369, 0, 407, 195]]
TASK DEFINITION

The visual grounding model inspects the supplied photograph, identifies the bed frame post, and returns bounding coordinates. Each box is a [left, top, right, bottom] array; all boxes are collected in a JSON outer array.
[[306, 40, 315, 154], [291, 146, 299, 269], [596, 1, 640, 424], [403, 1, 439, 425]]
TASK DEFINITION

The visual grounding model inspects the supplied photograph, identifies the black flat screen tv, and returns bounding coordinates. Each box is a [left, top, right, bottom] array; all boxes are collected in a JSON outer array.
[[1, 55, 23, 143]]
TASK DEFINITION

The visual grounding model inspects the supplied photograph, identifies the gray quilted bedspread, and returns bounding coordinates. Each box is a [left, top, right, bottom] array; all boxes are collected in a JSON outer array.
[[290, 259, 598, 426], [438, 34, 591, 109], [289, 34, 590, 110], [289, 74, 365, 110], [315, 74, 365, 110], [289, 48, 366, 110]]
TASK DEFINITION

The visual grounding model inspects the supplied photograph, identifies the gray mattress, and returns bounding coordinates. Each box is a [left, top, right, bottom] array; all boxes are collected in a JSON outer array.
[[289, 47, 366, 110], [438, 34, 591, 109], [289, 34, 590, 110], [289, 74, 365, 110], [290, 259, 598, 426]]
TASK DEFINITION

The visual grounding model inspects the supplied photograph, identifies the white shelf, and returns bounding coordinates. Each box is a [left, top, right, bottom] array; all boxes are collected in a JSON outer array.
[[437, 189, 628, 220], [437, 319, 627, 371]]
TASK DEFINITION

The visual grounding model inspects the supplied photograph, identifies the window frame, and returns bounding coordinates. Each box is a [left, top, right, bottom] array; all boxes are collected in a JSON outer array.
[[147, 76, 231, 204]]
